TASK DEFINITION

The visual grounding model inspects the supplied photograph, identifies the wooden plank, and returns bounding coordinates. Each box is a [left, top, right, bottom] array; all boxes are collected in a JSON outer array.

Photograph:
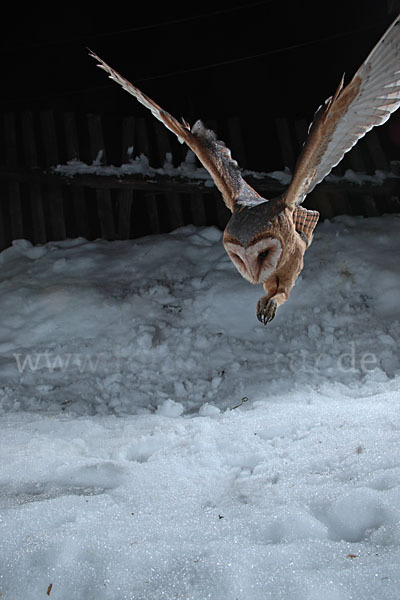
[[189, 191, 207, 226], [306, 189, 336, 220], [117, 189, 133, 239], [40, 111, 60, 166], [21, 112, 39, 168], [275, 117, 295, 171], [135, 118, 163, 233], [0, 184, 8, 250], [64, 112, 80, 160], [87, 113, 115, 239], [117, 117, 136, 239], [0, 168, 282, 196], [8, 182, 24, 239], [63, 112, 91, 240], [386, 194, 400, 214], [4, 113, 18, 167], [4, 168, 399, 198], [0, 220, 6, 251], [167, 197, 184, 230], [362, 195, 379, 217], [40, 111, 66, 240], [97, 189, 116, 239], [330, 193, 351, 217], [153, 122, 184, 230], [42, 184, 67, 242], [21, 112, 44, 243], [146, 195, 161, 234], [30, 183, 47, 244], [71, 186, 90, 240]]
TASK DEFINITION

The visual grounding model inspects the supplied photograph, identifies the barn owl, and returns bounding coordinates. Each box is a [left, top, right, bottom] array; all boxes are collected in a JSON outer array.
[[89, 14, 400, 325]]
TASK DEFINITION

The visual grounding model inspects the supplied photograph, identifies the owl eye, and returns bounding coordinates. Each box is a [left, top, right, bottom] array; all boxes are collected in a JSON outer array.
[[258, 249, 270, 261]]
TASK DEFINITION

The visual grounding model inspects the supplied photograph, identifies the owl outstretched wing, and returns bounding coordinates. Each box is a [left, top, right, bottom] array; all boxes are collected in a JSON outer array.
[[89, 50, 265, 213], [284, 14, 400, 209]]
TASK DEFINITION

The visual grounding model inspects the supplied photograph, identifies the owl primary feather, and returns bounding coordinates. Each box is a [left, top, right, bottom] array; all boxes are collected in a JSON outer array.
[[89, 14, 400, 325]]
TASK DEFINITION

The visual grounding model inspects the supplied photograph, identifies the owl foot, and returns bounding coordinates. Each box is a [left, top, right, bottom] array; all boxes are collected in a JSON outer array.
[[256, 296, 278, 325]]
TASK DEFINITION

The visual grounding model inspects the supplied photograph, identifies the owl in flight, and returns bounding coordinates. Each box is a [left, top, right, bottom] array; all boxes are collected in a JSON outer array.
[[90, 14, 400, 325]]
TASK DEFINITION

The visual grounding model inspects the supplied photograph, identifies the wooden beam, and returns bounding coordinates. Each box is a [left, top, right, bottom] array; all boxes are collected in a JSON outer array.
[[40, 111, 66, 241], [87, 113, 116, 239]]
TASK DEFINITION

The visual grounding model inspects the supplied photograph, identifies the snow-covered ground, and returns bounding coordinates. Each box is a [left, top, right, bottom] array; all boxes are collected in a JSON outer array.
[[0, 212, 400, 599]]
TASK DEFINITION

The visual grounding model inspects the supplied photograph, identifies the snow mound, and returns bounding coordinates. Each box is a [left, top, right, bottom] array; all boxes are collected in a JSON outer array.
[[0, 214, 400, 599]]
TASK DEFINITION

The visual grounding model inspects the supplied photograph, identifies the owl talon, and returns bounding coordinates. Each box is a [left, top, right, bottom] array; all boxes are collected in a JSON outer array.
[[256, 297, 278, 325]]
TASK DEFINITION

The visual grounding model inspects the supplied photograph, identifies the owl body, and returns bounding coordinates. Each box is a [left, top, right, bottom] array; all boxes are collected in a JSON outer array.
[[223, 204, 314, 322], [90, 13, 400, 324]]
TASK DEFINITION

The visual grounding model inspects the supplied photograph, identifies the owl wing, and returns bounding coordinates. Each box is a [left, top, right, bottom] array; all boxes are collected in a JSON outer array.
[[89, 50, 265, 213], [284, 14, 400, 210]]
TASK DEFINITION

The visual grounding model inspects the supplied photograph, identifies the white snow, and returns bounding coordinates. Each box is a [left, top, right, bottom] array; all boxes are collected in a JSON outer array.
[[0, 212, 400, 599], [51, 151, 399, 187]]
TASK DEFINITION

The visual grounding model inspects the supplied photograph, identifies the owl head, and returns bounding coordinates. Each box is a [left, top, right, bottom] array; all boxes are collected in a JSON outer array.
[[223, 235, 282, 284], [222, 200, 291, 284]]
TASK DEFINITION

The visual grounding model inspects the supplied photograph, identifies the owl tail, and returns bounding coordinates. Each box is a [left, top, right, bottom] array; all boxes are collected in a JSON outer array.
[[293, 206, 319, 246]]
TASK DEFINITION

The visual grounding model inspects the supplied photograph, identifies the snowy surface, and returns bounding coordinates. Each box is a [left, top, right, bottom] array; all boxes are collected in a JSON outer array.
[[51, 150, 398, 187], [0, 213, 400, 599]]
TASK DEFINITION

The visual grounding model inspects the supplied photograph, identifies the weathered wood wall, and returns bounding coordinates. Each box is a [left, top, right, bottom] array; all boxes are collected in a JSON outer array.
[[0, 111, 399, 252]]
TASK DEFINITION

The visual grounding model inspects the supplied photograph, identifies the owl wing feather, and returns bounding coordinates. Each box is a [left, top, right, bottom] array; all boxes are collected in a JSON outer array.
[[89, 50, 265, 213], [285, 14, 400, 209]]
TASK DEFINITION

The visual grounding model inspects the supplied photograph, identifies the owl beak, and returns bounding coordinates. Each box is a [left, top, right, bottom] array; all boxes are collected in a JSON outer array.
[[240, 257, 261, 284], [243, 253, 262, 283], [247, 265, 260, 284], [224, 245, 261, 284]]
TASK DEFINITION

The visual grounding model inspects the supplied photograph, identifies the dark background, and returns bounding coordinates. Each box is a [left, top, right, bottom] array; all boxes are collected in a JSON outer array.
[[2, 0, 399, 171]]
